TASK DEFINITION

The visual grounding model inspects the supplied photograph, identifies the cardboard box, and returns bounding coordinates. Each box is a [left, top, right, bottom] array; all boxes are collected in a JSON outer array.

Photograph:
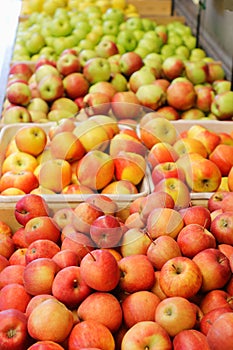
[[129, 0, 172, 16]]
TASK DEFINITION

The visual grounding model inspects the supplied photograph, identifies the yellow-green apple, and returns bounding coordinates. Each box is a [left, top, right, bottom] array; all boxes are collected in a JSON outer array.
[[110, 72, 128, 92], [90, 214, 124, 248], [156, 105, 180, 120], [209, 144, 233, 176], [27, 340, 65, 350], [151, 162, 186, 186], [0, 283, 31, 312], [14, 193, 50, 226], [195, 85, 214, 112], [2, 151, 38, 174], [166, 79, 196, 111], [25, 239, 60, 264], [118, 254, 155, 293], [113, 151, 146, 186], [83, 57, 111, 84], [83, 92, 111, 116], [111, 90, 142, 120], [121, 320, 172, 350], [38, 159, 72, 193], [173, 137, 208, 158], [212, 79, 231, 94], [9, 62, 33, 81], [27, 298, 73, 343], [206, 60, 225, 83], [147, 207, 184, 240], [50, 131, 85, 162], [173, 329, 210, 350], [155, 296, 197, 337], [176, 223, 216, 258], [120, 227, 151, 257], [50, 97, 79, 114], [77, 149, 114, 191], [207, 313, 233, 350], [0, 264, 25, 288], [147, 235, 181, 270], [24, 216, 61, 245], [179, 205, 211, 228], [211, 91, 233, 120], [153, 177, 191, 210], [71, 202, 104, 235], [6, 81, 31, 106], [193, 248, 231, 292], [162, 56, 185, 80], [121, 290, 160, 328], [14, 125, 47, 157], [0, 309, 29, 350], [210, 211, 233, 245], [51, 265, 92, 309], [184, 60, 208, 84], [0, 170, 39, 194], [80, 249, 120, 291], [27, 97, 49, 115], [2, 105, 32, 124], [147, 142, 179, 169], [73, 118, 110, 152], [136, 83, 165, 110], [35, 64, 60, 83], [23, 257, 58, 296], [140, 191, 175, 223], [38, 74, 64, 102], [56, 52, 81, 76], [139, 117, 177, 150], [77, 291, 122, 333], [200, 306, 233, 336], [0, 234, 15, 260], [68, 319, 115, 350], [159, 256, 202, 298], [119, 51, 144, 77], [63, 72, 90, 99], [128, 68, 155, 93], [52, 249, 79, 270]]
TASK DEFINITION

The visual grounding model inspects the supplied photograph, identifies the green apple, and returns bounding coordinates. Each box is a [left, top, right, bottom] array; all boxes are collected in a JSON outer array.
[[189, 48, 207, 61], [110, 72, 128, 92], [175, 45, 190, 60], [133, 30, 145, 42], [49, 17, 73, 37], [102, 20, 119, 36], [83, 57, 112, 84], [117, 30, 137, 52], [125, 17, 143, 31], [167, 33, 183, 47], [101, 34, 117, 43], [183, 35, 197, 51], [78, 49, 97, 67], [78, 39, 96, 51], [160, 44, 176, 59], [73, 20, 91, 34], [138, 36, 163, 54], [102, 7, 125, 24], [134, 47, 151, 59], [141, 18, 156, 31]]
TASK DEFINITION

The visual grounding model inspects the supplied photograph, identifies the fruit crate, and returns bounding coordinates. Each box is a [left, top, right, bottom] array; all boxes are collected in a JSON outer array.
[[0, 122, 151, 230], [146, 120, 233, 207], [128, 0, 173, 16]]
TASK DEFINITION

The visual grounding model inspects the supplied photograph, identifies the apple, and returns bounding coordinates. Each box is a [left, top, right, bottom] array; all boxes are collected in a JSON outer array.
[[206, 313, 233, 350], [221, 192, 233, 212], [200, 289, 233, 315], [61, 227, 95, 260], [38, 74, 64, 102], [6, 81, 31, 106], [121, 320, 172, 350], [50, 131, 85, 162], [187, 125, 221, 155], [228, 166, 233, 191], [200, 306, 233, 336], [83, 92, 111, 116], [118, 254, 155, 293], [180, 108, 206, 120], [2, 105, 32, 124], [173, 329, 210, 350], [0, 170, 39, 194], [209, 144, 233, 176], [166, 79, 196, 111], [95, 39, 119, 58], [56, 52, 81, 76], [0, 282, 31, 312], [155, 296, 197, 337], [162, 56, 185, 80], [9, 248, 27, 266], [179, 205, 212, 229], [147, 142, 178, 169], [27, 341, 65, 350], [211, 90, 233, 120], [0, 265, 25, 289], [119, 51, 144, 77], [101, 179, 138, 196], [136, 83, 165, 111], [24, 216, 61, 245], [80, 249, 120, 291], [9, 62, 33, 81], [173, 137, 208, 159], [77, 291, 122, 333], [206, 60, 225, 83], [68, 320, 115, 350], [120, 227, 151, 257], [177, 223, 216, 258], [27, 298, 73, 343], [0, 234, 15, 260], [128, 67, 155, 93], [109, 133, 147, 158], [0, 255, 9, 273], [111, 90, 142, 120], [0, 309, 28, 350], [151, 162, 186, 186], [63, 72, 90, 99], [156, 105, 180, 121], [147, 235, 181, 270], [2, 152, 38, 174], [210, 211, 233, 245], [89, 81, 117, 99], [185, 60, 208, 84], [25, 239, 60, 264], [71, 202, 104, 235], [50, 97, 79, 114], [207, 191, 230, 212], [159, 256, 202, 298], [193, 248, 232, 292], [23, 257, 58, 296], [83, 57, 111, 84], [195, 85, 215, 112], [14, 125, 47, 157], [147, 207, 184, 240]]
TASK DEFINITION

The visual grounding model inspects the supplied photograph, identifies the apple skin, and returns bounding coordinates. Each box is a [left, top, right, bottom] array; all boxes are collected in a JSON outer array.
[[206, 313, 233, 350], [119, 51, 144, 77], [50, 131, 86, 162], [195, 85, 215, 112], [209, 144, 233, 176], [155, 296, 197, 338], [27, 341, 65, 350], [15, 125, 47, 157], [121, 320, 172, 350], [173, 329, 210, 350], [2, 105, 32, 124], [52, 249, 79, 269], [0, 264, 25, 289], [109, 133, 147, 158], [38, 74, 64, 102], [140, 191, 174, 223], [6, 81, 31, 106], [221, 192, 233, 212], [25, 239, 60, 264], [0, 234, 15, 259], [68, 320, 115, 350], [210, 211, 233, 245], [193, 248, 232, 292], [118, 254, 155, 293], [147, 142, 179, 169], [228, 166, 233, 191], [207, 191, 230, 212], [111, 91, 142, 120], [0, 283, 32, 313], [83, 92, 111, 116], [121, 290, 160, 329], [14, 194, 51, 226], [80, 249, 120, 292], [176, 224, 216, 258], [9, 62, 33, 81], [25, 294, 57, 319], [179, 205, 211, 229], [83, 57, 112, 84], [71, 202, 104, 235], [24, 216, 61, 245], [0, 308, 29, 350], [0, 170, 39, 194], [200, 306, 233, 335], [52, 265, 92, 309], [27, 298, 74, 343], [166, 79, 196, 111], [56, 52, 81, 76], [151, 161, 186, 186], [162, 56, 185, 80], [77, 292, 122, 333], [159, 256, 202, 298], [63, 72, 90, 99], [120, 227, 151, 257]]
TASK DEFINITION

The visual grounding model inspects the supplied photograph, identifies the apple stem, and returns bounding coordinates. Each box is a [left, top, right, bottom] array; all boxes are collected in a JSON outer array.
[[143, 228, 154, 243], [84, 245, 96, 261]]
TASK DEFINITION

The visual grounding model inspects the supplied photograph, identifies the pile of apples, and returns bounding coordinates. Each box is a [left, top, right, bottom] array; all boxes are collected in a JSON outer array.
[[0, 181, 233, 349]]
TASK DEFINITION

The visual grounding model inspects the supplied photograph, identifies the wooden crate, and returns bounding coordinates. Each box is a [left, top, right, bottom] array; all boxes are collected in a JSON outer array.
[[129, 0, 172, 16]]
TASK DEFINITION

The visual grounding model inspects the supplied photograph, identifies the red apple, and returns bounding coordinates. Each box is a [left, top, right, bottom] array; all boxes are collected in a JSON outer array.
[[0, 265, 25, 289], [200, 306, 233, 335], [119, 51, 144, 77], [207, 191, 230, 212], [166, 79, 196, 111], [206, 313, 233, 350], [63, 72, 90, 99], [25, 239, 60, 264], [210, 211, 233, 245], [209, 144, 233, 176], [52, 249, 79, 269], [179, 205, 211, 229], [221, 192, 233, 212], [173, 329, 210, 350], [0, 283, 31, 312], [27, 341, 65, 350], [56, 52, 81, 76], [24, 216, 61, 245], [111, 91, 142, 120], [0, 170, 39, 194]]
